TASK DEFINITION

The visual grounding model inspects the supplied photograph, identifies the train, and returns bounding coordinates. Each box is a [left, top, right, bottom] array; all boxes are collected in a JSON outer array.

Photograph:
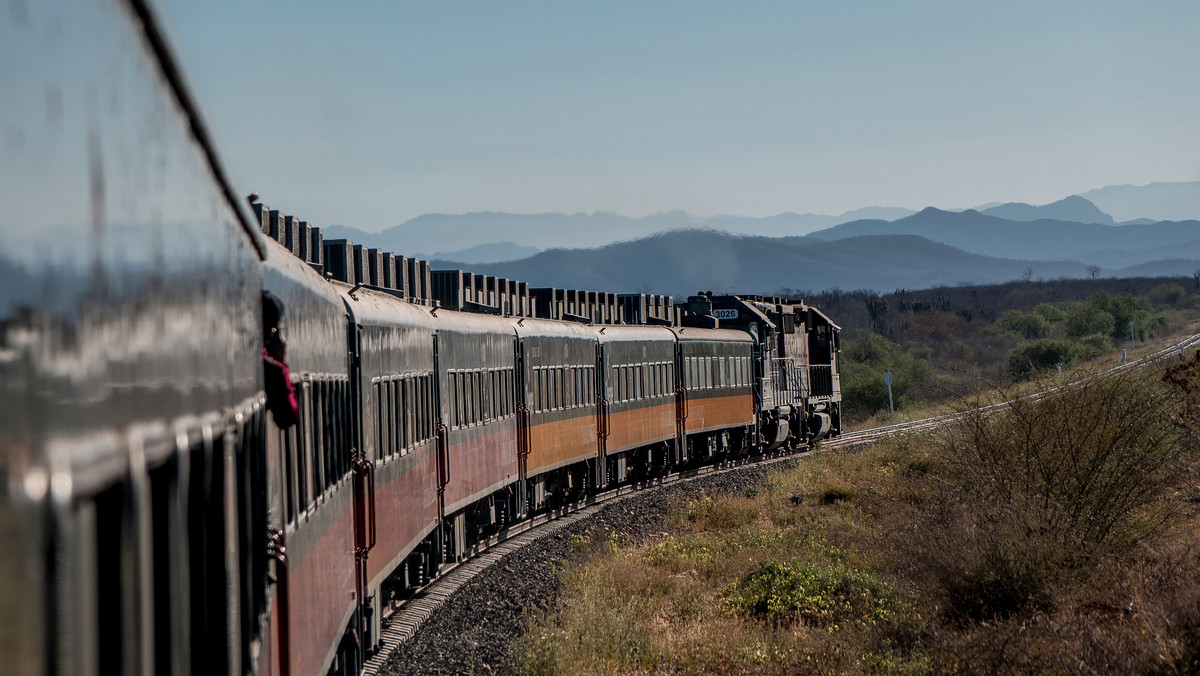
[[0, 1, 841, 675]]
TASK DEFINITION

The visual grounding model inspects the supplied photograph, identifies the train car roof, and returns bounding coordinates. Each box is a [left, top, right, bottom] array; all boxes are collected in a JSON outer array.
[[340, 285, 437, 330], [434, 306, 520, 335], [512, 317, 601, 341], [669, 326, 755, 343], [263, 240, 347, 307], [595, 324, 677, 343], [806, 305, 842, 331]]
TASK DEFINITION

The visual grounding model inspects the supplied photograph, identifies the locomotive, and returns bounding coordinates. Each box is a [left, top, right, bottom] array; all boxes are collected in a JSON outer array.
[[0, 1, 841, 675]]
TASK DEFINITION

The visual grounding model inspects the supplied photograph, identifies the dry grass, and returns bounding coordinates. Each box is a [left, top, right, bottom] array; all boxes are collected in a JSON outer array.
[[512, 355, 1200, 675]]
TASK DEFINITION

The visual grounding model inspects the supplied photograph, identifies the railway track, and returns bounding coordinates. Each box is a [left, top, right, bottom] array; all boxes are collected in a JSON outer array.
[[363, 332, 1200, 675]]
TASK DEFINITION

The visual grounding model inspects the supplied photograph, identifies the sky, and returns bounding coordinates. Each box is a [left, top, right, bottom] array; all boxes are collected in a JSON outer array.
[[161, 1, 1200, 234]]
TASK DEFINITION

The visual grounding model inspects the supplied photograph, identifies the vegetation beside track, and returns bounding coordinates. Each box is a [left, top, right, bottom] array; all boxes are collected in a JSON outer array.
[[811, 276, 1200, 424], [513, 356, 1200, 674]]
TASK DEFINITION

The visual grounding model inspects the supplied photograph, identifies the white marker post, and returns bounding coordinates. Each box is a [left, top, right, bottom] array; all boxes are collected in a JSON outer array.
[[884, 370, 894, 414]]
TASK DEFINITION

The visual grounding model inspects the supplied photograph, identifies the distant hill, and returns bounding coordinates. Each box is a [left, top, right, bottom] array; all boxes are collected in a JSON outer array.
[[464, 230, 1101, 297], [807, 207, 1200, 265], [415, 242, 541, 265], [1080, 181, 1200, 222], [323, 207, 917, 255], [981, 195, 1114, 224]]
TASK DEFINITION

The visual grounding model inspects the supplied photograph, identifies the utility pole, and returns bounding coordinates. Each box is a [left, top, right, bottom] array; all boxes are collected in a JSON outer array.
[[884, 371, 894, 414]]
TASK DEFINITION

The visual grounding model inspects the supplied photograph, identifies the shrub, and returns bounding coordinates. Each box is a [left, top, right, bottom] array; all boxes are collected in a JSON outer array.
[[995, 309, 1050, 339], [943, 541, 1052, 622], [1149, 282, 1187, 306], [722, 560, 895, 627], [820, 485, 854, 505], [942, 367, 1186, 557], [1005, 338, 1077, 378], [840, 333, 932, 417], [1064, 305, 1114, 339], [1034, 302, 1064, 323]]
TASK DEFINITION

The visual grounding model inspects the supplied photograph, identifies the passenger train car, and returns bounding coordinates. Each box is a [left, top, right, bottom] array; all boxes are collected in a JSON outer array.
[[0, 1, 840, 674]]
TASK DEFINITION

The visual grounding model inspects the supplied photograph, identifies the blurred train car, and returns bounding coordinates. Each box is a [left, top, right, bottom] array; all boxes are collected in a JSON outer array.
[[1, 1, 268, 674]]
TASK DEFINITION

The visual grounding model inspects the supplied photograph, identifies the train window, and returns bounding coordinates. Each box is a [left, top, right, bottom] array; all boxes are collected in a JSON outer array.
[[534, 368, 542, 413], [562, 367, 570, 409], [417, 375, 424, 442], [634, 365, 642, 400], [491, 370, 499, 419], [330, 381, 341, 483], [427, 374, 434, 439], [556, 367, 564, 410], [374, 381, 384, 458], [559, 368, 567, 409], [396, 379, 406, 451], [464, 371, 473, 426], [414, 376, 423, 442], [391, 379, 400, 454], [552, 367, 561, 410], [505, 368, 513, 417], [475, 371, 485, 423], [453, 372, 463, 428]]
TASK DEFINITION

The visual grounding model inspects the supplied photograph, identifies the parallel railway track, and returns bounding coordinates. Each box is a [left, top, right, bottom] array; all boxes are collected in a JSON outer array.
[[364, 332, 1200, 674]]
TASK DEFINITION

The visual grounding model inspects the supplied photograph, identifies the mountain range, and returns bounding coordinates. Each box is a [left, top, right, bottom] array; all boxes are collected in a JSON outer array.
[[328, 181, 1200, 296]]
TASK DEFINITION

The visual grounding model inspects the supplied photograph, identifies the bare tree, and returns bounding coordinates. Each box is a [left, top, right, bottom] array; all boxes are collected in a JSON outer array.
[[1086, 264, 1101, 280], [1022, 267, 1034, 282]]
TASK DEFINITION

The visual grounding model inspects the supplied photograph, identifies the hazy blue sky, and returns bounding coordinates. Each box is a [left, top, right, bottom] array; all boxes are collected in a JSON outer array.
[[162, 1, 1200, 233]]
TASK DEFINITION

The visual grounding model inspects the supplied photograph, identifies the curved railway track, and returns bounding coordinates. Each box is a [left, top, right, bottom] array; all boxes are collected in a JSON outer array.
[[363, 332, 1200, 675]]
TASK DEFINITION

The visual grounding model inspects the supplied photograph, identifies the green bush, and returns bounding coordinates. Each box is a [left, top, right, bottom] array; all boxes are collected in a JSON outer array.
[[840, 333, 932, 417], [1063, 292, 1155, 341], [1005, 338, 1077, 378], [1064, 305, 1114, 339], [1033, 302, 1065, 323], [995, 309, 1050, 339], [722, 560, 895, 626]]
